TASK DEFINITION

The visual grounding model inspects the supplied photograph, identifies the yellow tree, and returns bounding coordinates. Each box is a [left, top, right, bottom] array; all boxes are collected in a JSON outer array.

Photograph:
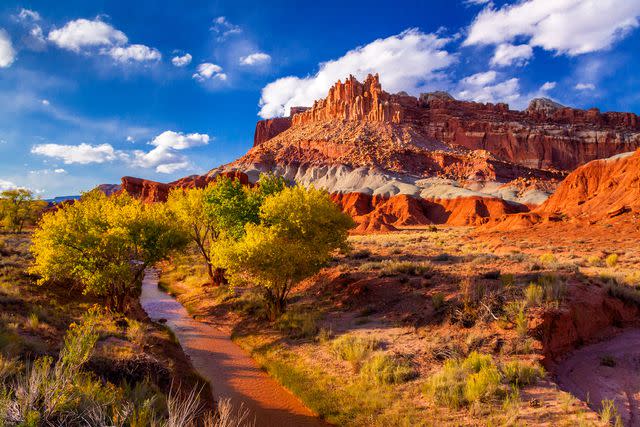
[[166, 186, 226, 285], [216, 185, 354, 319], [30, 191, 188, 311], [0, 189, 47, 232]]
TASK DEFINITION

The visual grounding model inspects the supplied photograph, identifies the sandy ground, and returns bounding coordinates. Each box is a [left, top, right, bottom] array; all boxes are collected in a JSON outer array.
[[140, 270, 327, 427], [556, 329, 640, 426]]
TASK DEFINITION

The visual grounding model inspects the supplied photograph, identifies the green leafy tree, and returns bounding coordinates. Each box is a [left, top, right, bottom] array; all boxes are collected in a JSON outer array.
[[30, 191, 188, 311], [0, 189, 47, 232], [216, 185, 354, 319]]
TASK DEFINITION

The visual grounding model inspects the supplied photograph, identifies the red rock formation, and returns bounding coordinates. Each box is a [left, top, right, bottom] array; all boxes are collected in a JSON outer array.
[[253, 75, 640, 171], [291, 74, 406, 126], [254, 117, 292, 147], [331, 192, 527, 232], [537, 150, 640, 220], [120, 171, 249, 203]]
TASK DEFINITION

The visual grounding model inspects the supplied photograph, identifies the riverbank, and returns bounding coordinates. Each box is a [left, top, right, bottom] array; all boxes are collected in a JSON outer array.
[[141, 269, 326, 427]]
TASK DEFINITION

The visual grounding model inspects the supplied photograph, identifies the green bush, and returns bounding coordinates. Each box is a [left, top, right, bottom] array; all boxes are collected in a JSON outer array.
[[525, 284, 543, 307], [502, 361, 544, 386], [606, 254, 619, 268], [359, 353, 415, 385], [539, 253, 557, 265], [331, 335, 380, 368], [275, 309, 319, 339], [424, 352, 503, 409], [431, 292, 446, 311]]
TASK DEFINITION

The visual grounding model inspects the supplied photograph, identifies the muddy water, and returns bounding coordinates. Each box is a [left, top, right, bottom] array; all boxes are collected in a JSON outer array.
[[556, 329, 640, 426], [140, 270, 327, 427]]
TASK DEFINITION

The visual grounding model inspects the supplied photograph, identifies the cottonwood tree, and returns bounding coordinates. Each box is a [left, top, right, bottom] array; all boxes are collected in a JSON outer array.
[[30, 191, 188, 311], [0, 189, 47, 232], [216, 185, 354, 319]]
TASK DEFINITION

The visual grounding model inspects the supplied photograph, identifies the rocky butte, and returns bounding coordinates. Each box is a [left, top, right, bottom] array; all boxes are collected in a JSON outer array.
[[121, 74, 640, 232]]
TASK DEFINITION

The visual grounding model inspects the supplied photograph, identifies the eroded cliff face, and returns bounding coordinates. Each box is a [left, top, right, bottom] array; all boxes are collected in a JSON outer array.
[[253, 74, 640, 171], [291, 74, 406, 126]]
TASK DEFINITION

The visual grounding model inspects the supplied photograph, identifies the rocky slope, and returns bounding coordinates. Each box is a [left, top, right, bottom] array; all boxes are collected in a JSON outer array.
[[483, 149, 640, 230], [121, 74, 640, 231]]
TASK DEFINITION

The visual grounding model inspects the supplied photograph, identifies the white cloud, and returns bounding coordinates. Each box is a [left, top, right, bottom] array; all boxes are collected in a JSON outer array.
[[0, 29, 16, 68], [210, 16, 242, 41], [126, 136, 134, 142], [464, 0, 491, 5], [48, 18, 128, 52], [490, 43, 533, 67], [457, 72, 521, 104], [31, 143, 121, 164], [31, 131, 209, 174], [17, 9, 41, 22], [0, 179, 18, 191], [192, 63, 227, 82], [106, 44, 161, 62], [132, 131, 210, 173], [41, 99, 50, 106], [149, 130, 210, 150], [258, 28, 456, 118], [240, 52, 271, 66], [465, 0, 640, 56], [575, 82, 596, 91], [461, 70, 496, 86], [540, 81, 556, 91], [171, 53, 192, 67]]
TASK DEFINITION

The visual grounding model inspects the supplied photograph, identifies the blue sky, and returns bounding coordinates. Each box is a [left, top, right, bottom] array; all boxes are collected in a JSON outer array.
[[1, 0, 639, 197]]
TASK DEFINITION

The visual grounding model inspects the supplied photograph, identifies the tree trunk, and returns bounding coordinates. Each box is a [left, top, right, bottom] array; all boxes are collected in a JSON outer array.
[[212, 267, 228, 286]]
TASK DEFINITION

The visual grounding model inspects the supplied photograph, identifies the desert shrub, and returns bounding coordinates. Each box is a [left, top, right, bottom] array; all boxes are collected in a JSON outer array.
[[424, 352, 503, 409], [587, 255, 601, 266], [348, 249, 371, 260], [359, 353, 415, 385], [431, 292, 446, 311], [26, 313, 39, 330], [500, 274, 515, 288], [0, 355, 22, 380], [539, 253, 557, 265], [606, 254, 619, 268], [379, 260, 432, 277], [331, 335, 380, 368], [525, 284, 544, 307], [599, 399, 623, 427], [624, 271, 640, 287], [502, 361, 543, 386], [275, 309, 319, 339], [600, 355, 616, 367], [538, 274, 566, 304], [126, 319, 146, 346], [514, 304, 528, 337]]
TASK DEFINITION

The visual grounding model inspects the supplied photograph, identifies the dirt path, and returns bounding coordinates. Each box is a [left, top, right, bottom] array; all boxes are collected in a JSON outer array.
[[555, 329, 640, 426], [140, 270, 327, 427]]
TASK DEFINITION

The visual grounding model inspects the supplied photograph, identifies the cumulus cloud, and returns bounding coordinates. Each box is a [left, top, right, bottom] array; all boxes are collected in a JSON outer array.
[[461, 70, 496, 86], [0, 179, 18, 191], [464, 0, 491, 5], [258, 29, 456, 118], [490, 43, 533, 67], [457, 71, 521, 104], [540, 81, 556, 91], [17, 9, 41, 22], [465, 0, 640, 56], [106, 44, 161, 62], [171, 53, 192, 67], [0, 29, 16, 68], [31, 143, 121, 164], [30, 131, 210, 174], [575, 82, 596, 90], [131, 131, 210, 173], [48, 18, 128, 52], [240, 52, 271, 66], [192, 63, 227, 82], [210, 16, 242, 41], [48, 18, 161, 64]]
